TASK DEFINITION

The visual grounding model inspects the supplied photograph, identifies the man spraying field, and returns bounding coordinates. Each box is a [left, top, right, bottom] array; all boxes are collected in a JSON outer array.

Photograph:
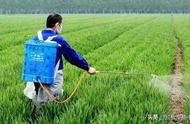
[[23, 13, 96, 106]]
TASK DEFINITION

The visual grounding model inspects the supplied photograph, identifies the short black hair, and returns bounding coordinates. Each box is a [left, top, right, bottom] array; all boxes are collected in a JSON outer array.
[[46, 13, 62, 28]]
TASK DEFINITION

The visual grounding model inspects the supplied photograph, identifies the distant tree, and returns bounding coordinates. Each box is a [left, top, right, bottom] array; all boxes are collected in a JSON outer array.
[[0, 0, 189, 14]]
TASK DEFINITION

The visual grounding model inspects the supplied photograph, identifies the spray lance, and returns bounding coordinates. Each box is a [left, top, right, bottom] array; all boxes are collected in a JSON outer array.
[[39, 70, 157, 104]]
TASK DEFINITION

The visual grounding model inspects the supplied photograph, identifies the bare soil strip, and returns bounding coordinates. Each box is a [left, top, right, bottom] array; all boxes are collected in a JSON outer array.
[[170, 18, 185, 124]]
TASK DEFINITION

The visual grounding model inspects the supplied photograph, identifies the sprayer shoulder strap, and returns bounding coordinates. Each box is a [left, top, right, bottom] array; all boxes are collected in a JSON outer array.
[[46, 35, 57, 41], [37, 30, 57, 41], [37, 31, 44, 41], [37, 31, 61, 47]]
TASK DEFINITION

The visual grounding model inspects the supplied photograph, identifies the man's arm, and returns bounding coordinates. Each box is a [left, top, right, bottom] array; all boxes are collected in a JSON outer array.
[[55, 36, 90, 71]]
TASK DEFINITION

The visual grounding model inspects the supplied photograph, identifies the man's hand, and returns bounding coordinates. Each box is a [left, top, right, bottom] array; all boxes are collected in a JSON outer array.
[[88, 67, 96, 75]]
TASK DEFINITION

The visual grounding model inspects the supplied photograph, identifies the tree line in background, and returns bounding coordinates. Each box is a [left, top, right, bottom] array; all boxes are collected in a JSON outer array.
[[0, 0, 190, 14]]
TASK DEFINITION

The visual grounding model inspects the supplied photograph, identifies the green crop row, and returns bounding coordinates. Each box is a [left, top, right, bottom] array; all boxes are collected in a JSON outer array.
[[0, 15, 130, 51]]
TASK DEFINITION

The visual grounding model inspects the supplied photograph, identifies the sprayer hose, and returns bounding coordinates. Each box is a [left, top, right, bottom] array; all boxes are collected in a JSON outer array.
[[39, 70, 152, 104]]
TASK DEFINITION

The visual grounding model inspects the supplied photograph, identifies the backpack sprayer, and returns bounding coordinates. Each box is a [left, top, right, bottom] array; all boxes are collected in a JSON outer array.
[[22, 34, 156, 104], [22, 33, 59, 84]]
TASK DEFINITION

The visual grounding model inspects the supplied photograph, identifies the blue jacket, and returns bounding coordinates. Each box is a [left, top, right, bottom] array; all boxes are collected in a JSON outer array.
[[33, 29, 89, 71]]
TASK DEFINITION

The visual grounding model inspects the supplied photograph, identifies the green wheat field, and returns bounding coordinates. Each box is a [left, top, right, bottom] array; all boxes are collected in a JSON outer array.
[[0, 14, 190, 124]]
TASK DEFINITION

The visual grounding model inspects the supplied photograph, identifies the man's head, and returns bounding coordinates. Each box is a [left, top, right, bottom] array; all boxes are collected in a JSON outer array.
[[46, 13, 63, 34]]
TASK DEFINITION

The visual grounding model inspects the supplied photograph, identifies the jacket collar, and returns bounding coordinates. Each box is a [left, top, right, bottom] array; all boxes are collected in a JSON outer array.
[[43, 29, 56, 35]]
